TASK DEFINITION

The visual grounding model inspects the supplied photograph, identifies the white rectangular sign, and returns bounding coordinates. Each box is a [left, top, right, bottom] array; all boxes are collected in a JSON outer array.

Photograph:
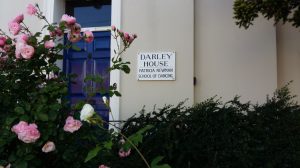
[[137, 52, 176, 81]]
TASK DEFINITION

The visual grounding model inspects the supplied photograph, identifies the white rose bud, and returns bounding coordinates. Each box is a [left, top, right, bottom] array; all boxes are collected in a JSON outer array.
[[102, 96, 108, 105], [42, 141, 56, 153], [80, 104, 95, 122]]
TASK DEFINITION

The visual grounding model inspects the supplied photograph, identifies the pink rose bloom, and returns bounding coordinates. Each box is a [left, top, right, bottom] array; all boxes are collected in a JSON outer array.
[[11, 121, 28, 134], [124, 33, 130, 41], [63, 116, 82, 133], [71, 23, 81, 34], [111, 25, 116, 31], [68, 32, 81, 43], [11, 121, 40, 143], [15, 43, 24, 59], [83, 30, 94, 43], [55, 28, 63, 37], [27, 4, 37, 15], [13, 14, 24, 23], [16, 34, 29, 43], [8, 22, 21, 35], [99, 165, 110, 168], [50, 28, 63, 37], [3, 45, 11, 52], [61, 14, 76, 25], [127, 35, 135, 43], [119, 148, 131, 158], [45, 40, 55, 49], [42, 141, 56, 153], [20, 44, 35, 59], [0, 36, 6, 47]]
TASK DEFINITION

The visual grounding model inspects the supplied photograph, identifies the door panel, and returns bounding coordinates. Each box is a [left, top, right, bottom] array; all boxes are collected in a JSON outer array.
[[64, 31, 111, 122]]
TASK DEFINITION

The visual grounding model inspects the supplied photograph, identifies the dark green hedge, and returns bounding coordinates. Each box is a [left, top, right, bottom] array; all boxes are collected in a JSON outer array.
[[116, 86, 300, 168]]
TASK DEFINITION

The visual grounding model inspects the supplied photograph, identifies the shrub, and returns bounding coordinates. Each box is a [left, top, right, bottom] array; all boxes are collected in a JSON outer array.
[[119, 86, 300, 168]]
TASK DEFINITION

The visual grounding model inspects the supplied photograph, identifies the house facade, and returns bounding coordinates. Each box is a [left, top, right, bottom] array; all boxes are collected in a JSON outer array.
[[0, 0, 299, 121]]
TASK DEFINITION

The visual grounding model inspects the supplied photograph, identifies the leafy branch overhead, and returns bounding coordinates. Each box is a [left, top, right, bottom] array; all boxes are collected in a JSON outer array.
[[233, 0, 300, 28]]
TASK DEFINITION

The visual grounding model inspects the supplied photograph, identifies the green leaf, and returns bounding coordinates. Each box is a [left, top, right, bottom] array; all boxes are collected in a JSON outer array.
[[24, 154, 35, 161], [151, 156, 171, 168], [14, 107, 25, 114], [122, 65, 130, 74], [114, 91, 122, 97], [5, 117, 17, 125], [84, 146, 101, 163], [37, 113, 49, 121], [124, 125, 154, 150], [43, 35, 51, 41], [16, 160, 28, 168], [19, 115, 29, 121], [103, 140, 113, 150], [71, 45, 81, 51]]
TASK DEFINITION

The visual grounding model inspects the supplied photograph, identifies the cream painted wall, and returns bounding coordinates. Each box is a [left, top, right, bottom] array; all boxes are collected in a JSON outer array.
[[277, 23, 300, 102], [194, 0, 277, 104], [0, 0, 43, 35], [120, 0, 194, 120]]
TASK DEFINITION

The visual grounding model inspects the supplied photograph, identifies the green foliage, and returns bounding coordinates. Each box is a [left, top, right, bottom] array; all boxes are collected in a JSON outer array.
[[151, 156, 171, 168], [233, 0, 300, 28], [119, 85, 300, 168], [85, 146, 102, 163]]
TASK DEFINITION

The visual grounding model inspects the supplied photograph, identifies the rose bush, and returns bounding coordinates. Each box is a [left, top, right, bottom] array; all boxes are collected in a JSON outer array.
[[0, 3, 153, 168]]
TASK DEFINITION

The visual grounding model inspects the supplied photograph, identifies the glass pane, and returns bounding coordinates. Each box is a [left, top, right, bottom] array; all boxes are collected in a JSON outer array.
[[66, 1, 111, 27]]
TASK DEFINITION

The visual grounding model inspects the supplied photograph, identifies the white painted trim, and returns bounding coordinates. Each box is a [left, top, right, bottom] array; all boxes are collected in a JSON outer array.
[[81, 26, 111, 32], [110, 0, 122, 128], [42, 0, 55, 32]]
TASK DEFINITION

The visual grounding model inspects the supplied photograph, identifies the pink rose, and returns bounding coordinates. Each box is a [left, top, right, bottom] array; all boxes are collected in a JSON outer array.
[[111, 25, 116, 31], [127, 35, 135, 43], [11, 121, 28, 134], [124, 33, 130, 41], [42, 141, 56, 153], [45, 40, 55, 49], [61, 14, 76, 25], [16, 34, 29, 43], [83, 30, 94, 43], [11, 121, 40, 143], [3, 45, 11, 52], [99, 165, 110, 168], [13, 14, 24, 23], [0, 36, 6, 47], [118, 148, 131, 158], [55, 28, 63, 37], [20, 44, 35, 59], [63, 116, 82, 133], [50, 28, 63, 37], [8, 22, 21, 35], [67, 32, 81, 43], [27, 4, 37, 15], [71, 23, 81, 34], [15, 43, 24, 59]]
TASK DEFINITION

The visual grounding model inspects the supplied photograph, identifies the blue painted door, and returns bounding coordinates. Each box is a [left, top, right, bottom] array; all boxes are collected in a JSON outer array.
[[64, 31, 111, 122]]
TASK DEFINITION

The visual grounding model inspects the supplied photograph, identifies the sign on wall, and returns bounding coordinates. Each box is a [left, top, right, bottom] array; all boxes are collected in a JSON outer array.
[[137, 52, 176, 81]]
